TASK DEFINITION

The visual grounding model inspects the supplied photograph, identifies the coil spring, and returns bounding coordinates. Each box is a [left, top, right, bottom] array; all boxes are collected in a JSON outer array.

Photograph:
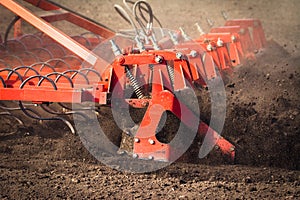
[[125, 66, 145, 99], [167, 62, 175, 87]]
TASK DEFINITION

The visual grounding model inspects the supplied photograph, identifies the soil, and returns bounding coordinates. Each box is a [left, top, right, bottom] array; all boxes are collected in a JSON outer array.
[[0, 0, 299, 199]]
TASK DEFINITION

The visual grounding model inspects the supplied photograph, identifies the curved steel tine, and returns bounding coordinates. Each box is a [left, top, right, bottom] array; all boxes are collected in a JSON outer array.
[[29, 62, 56, 74], [18, 74, 57, 89], [40, 103, 91, 121], [0, 68, 24, 82], [18, 78, 76, 134], [46, 58, 71, 70], [81, 32, 102, 43], [43, 43, 67, 58], [0, 111, 24, 125], [71, 35, 92, 49], [40, 103, 67, 115], [0, 102, 22, 111], [62, 69, 90, 85], [0, 59, 12, 68], [62, 55, 83, 66], [21, 51, 40, 63], [19, 34, 43, 49], [21, 102, 76, 134], [18, 102, 42, 120], [5, 39, 27, 52], [30, 47, 54, 62], [0, 111, 24, 135], [51, 72, 74, 88], [55, 116, 76, 134], [1, 54, 24, 66], [0, 76, 7, 87], [11, 65, 40, 78], [79, 68, 102, 82]]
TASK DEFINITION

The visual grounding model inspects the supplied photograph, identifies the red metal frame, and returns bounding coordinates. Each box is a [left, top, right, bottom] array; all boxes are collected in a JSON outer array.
[[0, 0, 273, 163]]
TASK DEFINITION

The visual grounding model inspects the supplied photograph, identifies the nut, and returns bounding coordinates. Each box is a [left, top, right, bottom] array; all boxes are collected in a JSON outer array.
[[148, 139, 155, 145], [154, 55, 164, 63], [134, 138, 140, 143], [176, 52, 183, 59]]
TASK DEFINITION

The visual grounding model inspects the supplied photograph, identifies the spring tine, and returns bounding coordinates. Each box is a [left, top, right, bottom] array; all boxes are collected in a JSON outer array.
[[19, 75, 57, 90], [30, 47, 54, 62], [1, 68, 24, 82], [1, 54, 24, 66], [0, 76, 7, 87], [29, 62, 56, 74], [62, 69, 90, 84], [17, 76, 76, 134], [21, 51, 40, 63], [62, 55, 83, 67], [19, 33, 43, 50], [71, 35, 92, 49], [12, 65, 40, 77], [79, 68, 102, 82], [43, 43, 67, 58], [54, 116, 76, 134], [0, 59, 12, 68], [0, 111, 24, 125], [0, 111, 25, 136], [5, 39, 27, 52], [18, 102, 42, 120], [81, 32, 102, 43], [40, 103, 91, 121], [45, 72, 74, 88], [40, 103, 67, 115], [46, 58, 71, 70]]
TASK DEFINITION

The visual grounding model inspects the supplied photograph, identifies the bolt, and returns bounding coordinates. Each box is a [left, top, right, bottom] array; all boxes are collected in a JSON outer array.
[[155, 55, 164, 63], [148, 155, 154, 160], [134, 138, 140, 143], [206, 44, 213, 51], [148, 139, 155, 145], [230, 147, 235, 152], [132, 153, 138, 158], [217, 38, 223, 47], [189, 50, 198, 58], [117, 56, 125, 65], [176, 52, 183, 59], [231, 35, 236, 42]]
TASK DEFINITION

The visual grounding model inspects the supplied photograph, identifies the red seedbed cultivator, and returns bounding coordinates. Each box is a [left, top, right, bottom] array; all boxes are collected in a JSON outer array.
[[0, 0, 267, 163]]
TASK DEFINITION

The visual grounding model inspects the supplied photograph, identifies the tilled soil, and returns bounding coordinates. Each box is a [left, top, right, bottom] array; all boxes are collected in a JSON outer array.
[[0, 0, 299, 199]]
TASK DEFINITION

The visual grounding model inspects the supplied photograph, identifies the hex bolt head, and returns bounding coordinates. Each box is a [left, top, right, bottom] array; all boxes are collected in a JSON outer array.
[[154, 55, 164, 63], [134, 138, 140, 143], [231, 35, 236, 42], [117, 56, 125, 65], [148, 155, 154, 160], [176, 52, 183, 59], [206, 44, 213, 51], [190, 50, 198, 58], [148, 139, 155, 145], [133, 153, 138, 158], [217, 38, 223, 47], [230, 147, 235, 152]]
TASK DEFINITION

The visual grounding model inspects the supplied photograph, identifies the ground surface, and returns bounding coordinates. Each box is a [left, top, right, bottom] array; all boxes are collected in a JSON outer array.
[[0, 0, 299, 199]]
